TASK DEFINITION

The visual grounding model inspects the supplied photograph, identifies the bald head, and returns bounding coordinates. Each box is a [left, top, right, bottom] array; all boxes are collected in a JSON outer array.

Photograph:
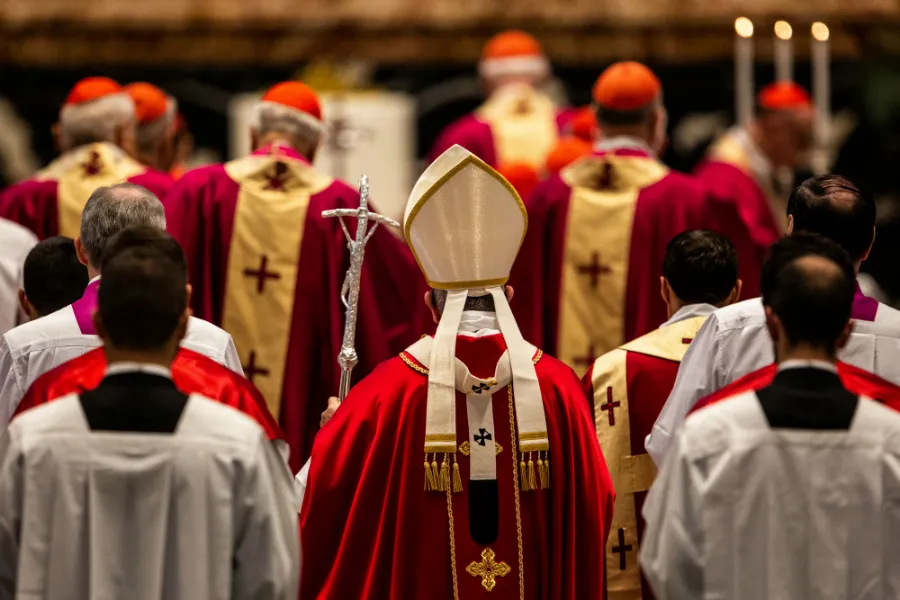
[[80, 183, 165, 269], [788, 175, 875, 263], [762, 234, 856, 353]]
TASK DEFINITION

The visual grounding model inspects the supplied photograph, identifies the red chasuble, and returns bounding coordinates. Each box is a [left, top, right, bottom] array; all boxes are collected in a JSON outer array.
[[165, 143, 430, 471], [511, 145, 717, 377], [14, 347, 284, 442], [0, 142, 173, 240], [582, 312, 709, 600], [692, 361, 900, 414], [694, 128, 785, 299], [301, 334, 614, 600], [428, 86, 575, 170]]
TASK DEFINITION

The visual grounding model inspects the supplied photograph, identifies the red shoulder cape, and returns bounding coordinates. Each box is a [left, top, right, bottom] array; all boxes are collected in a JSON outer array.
[[300, 338, 614, 599], [691, 361, 900, 414], [14, 347, 284, 443]]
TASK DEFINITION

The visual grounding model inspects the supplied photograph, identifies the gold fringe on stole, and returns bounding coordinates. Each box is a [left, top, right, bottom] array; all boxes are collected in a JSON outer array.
[[452, 455, 463, 493], [519, 454, 530, 491], [431, 455, 441, 491], [425, 454, 438, 491], [526, 453, 537, 491], [440, 454, 451, 492]]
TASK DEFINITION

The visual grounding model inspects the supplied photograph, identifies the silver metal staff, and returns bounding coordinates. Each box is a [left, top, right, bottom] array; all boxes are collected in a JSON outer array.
[[322, 175, 400, 401]]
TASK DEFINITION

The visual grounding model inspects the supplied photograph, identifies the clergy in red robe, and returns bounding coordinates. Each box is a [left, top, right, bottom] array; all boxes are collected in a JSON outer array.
[[428, 30, 575, 172], [301, 145, 614, 599], [165, 81, 430, 470], [13, 346, 285, 444], [0, 77, 173, 240], [695, 82, 814, 298], [512, 62, 726, 376], [583, 230, 740, 600], [125, 82, 179, 173]]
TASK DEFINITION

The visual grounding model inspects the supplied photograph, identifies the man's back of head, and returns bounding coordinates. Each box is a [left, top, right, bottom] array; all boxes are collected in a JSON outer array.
[[78, 183, 165, 272], [761, 233, 857, 358], [20, 236, 89, 320], [95, 226, 188, 359], [787, 174, 875, 265], [662, 229, 740, 313]]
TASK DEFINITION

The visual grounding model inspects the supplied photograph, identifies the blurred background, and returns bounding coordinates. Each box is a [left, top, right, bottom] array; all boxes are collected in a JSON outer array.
[[2, 0, 900, 298]]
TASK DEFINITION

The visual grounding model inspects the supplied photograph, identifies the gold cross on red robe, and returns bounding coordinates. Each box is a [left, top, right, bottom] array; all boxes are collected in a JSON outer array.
[[466, 548, 511, 592]]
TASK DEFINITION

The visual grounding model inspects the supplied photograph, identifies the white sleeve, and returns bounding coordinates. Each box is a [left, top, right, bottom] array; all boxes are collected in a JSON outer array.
[[0, 336, 23, 433], [645, 315, 724, 465], [640, 432, 704, 600], [295, 458, 311, 513], [222, 335, 244, 376], [232, 433, 300, 600], [0, 427, 22, 600]]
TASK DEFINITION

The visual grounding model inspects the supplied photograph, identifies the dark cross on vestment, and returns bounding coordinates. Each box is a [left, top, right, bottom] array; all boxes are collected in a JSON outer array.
[[264, 161, 289, 191], [612, 528, 633, 570], [244, 255, 281, 294], [577, 252, 612, 290], [573, 344, 596, 371], [601, 386, 621, 427], [81, 151, 103, 176], [472, 382, 492, 394], [474, 429, 492, 446], [242, 351, 270, 384]]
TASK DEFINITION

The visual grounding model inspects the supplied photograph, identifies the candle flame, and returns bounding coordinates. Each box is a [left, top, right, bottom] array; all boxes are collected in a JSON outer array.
[[774, 20, 793, 41], [812, 22, 830, 42], [735, 17, 754, 38]]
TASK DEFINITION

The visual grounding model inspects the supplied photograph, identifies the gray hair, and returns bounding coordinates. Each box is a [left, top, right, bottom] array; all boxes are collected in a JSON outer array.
[[251, 102, 322, 155], [59, 94, 135, 151], [136, 98, 177, 154], [80, 183, 166, 268]]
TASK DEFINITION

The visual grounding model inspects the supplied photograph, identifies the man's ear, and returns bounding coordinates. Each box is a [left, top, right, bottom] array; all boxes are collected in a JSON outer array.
[[786, 214, 794, 235], [659, 276, 670, 307], [92, 309, 108, 342], [185, 283, 194, 317], [74, 237, 90, 268], [424, 290, 440, 325], [17, 289, 38, 321], [764, 306, 781, 343], [504, 285, 515, 303], [861, 227, 876, 263], [727, 279, 743, 306], [836, 320, 855, 351]]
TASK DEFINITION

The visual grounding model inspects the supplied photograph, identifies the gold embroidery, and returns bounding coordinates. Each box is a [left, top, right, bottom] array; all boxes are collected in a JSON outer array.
[[446, 476, 460, 600], [466, 548, 512, 592], [459, 441, 503, 456], [400, 352, 429, 374], [506, 385, 526, 600], [425, 433, 457, 442]]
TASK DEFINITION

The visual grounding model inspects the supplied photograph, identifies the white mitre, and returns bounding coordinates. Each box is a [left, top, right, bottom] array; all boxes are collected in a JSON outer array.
[[404, 144, 549, 490]]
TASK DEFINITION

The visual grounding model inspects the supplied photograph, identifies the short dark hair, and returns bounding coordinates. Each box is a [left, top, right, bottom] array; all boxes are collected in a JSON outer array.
[[22, 236, 89, 317], [98, 226, 188, 351], [787, 175, 875, 262], [761, 233, 856, 351], [662, 230, 738, 306], [432, 289, 496, 314]]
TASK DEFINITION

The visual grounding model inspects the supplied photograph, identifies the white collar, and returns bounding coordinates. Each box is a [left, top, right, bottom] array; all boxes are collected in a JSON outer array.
[[89, 275, 101, 284], [458, 310, 501, 338], [106, 362, 173, 379], [778, 359, 838, 374], [730, 126, 773, 183], [594, 135, 656, 157], [662, 303, 719, 327]]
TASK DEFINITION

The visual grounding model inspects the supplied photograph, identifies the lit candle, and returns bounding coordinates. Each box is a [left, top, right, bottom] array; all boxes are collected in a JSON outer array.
[[774, 20, 794, 83], [734, 17, 755, 126], [811, 21, 831, 173]]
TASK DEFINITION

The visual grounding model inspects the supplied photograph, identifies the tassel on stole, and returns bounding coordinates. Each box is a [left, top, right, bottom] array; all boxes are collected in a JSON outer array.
[[519, 455, 530, 491], [439, 454, 451, 492], [452, 455, 463, 493], [526, 452, 537, 491], [424, 454, 438, 491]]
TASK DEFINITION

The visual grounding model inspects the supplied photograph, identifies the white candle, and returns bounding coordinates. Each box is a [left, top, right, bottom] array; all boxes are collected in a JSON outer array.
[[811, 21, 831, 173], [734, 17, 755, 126], [774, 20, 794, 83]]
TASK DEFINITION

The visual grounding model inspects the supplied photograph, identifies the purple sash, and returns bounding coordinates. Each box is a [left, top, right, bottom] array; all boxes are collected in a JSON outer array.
[[851, 283, 879, 322], [71, 279, 100, 334]]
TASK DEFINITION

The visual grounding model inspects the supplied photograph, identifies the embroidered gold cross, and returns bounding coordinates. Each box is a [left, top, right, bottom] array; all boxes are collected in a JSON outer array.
[[466, 547, 511, 592]]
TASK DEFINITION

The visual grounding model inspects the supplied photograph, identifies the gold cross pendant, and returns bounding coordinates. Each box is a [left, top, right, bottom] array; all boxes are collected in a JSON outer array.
[[466, 547, 511, 592]]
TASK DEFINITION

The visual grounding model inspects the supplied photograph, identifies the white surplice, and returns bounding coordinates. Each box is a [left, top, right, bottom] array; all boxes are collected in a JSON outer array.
[[0, 392, 299, 600], [0, 277, 242, 430], [641, 390, 900, 600], [646, 297, 900, 465], [0, 218, 36, 337]]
